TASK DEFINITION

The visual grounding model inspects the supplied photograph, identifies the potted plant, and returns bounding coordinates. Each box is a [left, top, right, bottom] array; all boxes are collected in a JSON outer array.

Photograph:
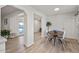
[[46, 22, 52, 32], [1, 30, 10, 39]]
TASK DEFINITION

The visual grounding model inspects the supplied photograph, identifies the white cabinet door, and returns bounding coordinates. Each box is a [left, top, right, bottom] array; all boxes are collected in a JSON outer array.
[[0, 43, 5, 53]]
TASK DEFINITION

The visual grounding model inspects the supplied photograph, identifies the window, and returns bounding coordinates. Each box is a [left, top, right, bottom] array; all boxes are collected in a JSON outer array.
[[18, 21, 24, 33]]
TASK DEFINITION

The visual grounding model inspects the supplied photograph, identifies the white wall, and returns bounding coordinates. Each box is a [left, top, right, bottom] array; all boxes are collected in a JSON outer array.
[[34, 20, 41, 32], [47, 13, 77, 39], [74, 15, 79, 40], [0, 5, 5, 33]]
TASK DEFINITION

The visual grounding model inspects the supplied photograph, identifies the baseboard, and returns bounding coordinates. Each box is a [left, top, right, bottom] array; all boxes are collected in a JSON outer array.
[[9, 34, 24, 39], [24, 42, 34, 47]]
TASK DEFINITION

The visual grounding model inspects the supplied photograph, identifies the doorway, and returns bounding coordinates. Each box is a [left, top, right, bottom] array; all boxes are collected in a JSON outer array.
[[34, 14, 42, 42]]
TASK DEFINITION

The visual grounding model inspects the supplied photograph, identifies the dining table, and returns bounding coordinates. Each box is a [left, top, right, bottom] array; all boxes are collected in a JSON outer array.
[[47, 30, 64, 46]]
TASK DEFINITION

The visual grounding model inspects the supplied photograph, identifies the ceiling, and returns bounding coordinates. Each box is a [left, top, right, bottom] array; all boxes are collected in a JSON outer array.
[[30, 5, 78, 16], [1, 5, 22, 17], [1, 5, 78, 17]]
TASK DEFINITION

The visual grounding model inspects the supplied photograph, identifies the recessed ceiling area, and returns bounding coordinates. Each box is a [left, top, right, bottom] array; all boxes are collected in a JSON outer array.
[[1, 5, 23, 17], [30, 5, 78, 16]]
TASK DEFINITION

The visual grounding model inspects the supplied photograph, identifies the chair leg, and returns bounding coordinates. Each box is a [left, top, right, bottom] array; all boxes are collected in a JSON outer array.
[[48, 38, 52, 41], [59, 39, 62, 44]]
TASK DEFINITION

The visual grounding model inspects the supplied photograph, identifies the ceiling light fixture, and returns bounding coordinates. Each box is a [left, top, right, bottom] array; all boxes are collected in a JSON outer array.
[[54, 8, 60, 11]]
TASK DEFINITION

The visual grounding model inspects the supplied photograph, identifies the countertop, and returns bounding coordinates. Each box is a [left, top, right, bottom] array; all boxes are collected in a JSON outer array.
[[0, 36, 7, 44]]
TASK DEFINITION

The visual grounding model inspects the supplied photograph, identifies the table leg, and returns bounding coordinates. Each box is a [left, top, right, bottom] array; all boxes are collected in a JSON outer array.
[[54, 38, 56, 46]]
